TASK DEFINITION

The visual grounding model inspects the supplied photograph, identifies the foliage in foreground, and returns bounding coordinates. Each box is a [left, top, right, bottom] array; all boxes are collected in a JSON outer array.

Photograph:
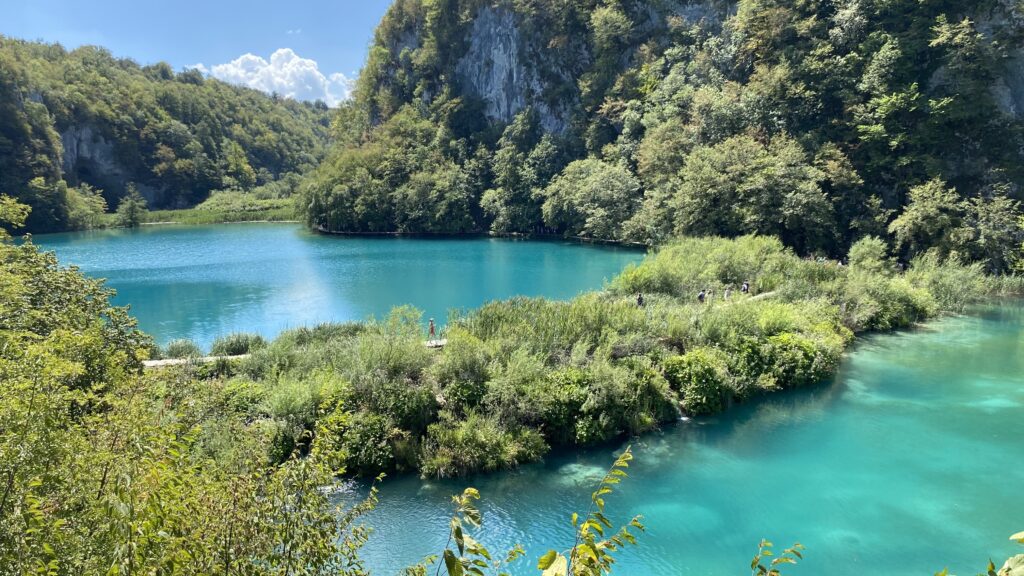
[[0, 204, 380, 574]]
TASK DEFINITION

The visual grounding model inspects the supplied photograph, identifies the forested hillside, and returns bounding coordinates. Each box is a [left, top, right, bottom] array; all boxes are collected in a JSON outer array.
[[302, 0, 1024, 271], [0, 36, 331, 232]]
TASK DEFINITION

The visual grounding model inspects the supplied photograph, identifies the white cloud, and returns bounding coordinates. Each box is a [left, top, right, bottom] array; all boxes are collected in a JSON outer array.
[[286, 28, 302, 35], [198, 48, 352, 107]]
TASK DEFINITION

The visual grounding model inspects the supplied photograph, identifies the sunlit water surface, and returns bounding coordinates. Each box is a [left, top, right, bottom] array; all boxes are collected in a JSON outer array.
[[32, 223, 643, 348], [355, 304, 1024, 576]]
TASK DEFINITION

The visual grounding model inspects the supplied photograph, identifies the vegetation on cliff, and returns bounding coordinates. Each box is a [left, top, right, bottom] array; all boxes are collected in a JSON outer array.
[[302, 0, 1024, 272], [0, 36, 330, 233]]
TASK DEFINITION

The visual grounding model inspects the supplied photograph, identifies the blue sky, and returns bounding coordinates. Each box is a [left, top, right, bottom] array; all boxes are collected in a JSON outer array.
[[0, 0, 394, 104]]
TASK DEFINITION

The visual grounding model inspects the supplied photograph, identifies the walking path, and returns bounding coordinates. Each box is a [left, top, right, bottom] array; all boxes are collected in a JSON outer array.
[[142, 354, 250, 369], [144, 339, 450, 370]]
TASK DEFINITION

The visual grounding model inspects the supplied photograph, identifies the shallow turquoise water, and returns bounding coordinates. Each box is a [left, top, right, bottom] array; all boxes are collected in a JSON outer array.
[[31, 223, 643, 348], [355, 304, 1024, 575]]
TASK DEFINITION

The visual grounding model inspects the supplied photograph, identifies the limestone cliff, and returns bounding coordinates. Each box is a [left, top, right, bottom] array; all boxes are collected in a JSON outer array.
[[362, 0, 732, 133], [453, 6, 568, 132], [60, 125, 164, 205]]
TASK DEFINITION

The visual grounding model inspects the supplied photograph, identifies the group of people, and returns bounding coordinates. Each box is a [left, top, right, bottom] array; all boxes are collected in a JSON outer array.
[[698, 281, 749, 304], [635, 281, 751, 308]]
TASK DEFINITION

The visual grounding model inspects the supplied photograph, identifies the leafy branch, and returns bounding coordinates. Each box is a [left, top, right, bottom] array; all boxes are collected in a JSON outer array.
[[537, 446, 644, 576]]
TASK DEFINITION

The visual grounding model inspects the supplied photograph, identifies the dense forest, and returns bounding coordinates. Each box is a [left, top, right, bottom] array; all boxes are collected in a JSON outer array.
[[0, 36, 331, 232], [302, 0, 1024, 272]]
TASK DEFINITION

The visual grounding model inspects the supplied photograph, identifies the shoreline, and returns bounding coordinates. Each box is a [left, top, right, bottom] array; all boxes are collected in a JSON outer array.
[[311, 224, 652, 248]]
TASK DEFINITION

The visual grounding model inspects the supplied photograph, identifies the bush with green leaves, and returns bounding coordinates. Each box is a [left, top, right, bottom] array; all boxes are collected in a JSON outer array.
[[113, 184, 149, 228], [161, 338, 203, 359], [420, 412, 548, 478], [211, 331, 268, 356], [431, 328, 491, 413], [664, 348, 732, 415]]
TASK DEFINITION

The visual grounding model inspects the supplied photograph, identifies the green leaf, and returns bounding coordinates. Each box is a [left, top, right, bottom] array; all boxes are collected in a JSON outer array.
[[541, 554, 568, 576], [537, 550, 558, 570], [444, 550, 464, 576], [454, 525, 465, 555]]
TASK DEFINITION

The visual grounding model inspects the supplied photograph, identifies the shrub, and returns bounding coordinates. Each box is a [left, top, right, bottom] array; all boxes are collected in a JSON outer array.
[[162, 339, 203, 359], [905, 251, 990, 313], [573, 359, 678, 444], [420, 412, 548, 478], [848, 236, 893, 276], [664, 348, 732, 415], [361, 377, 438, 434], [430, 328, 490, 413], [210, 332, 267, 356], [537, 367, 591, 445], [337, 410, 397, 476], [764, 332, 832, 389]]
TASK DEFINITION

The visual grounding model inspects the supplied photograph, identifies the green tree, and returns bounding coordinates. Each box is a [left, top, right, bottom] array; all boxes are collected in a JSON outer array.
[[482, 110, 545, 234], [115, 184, 149, 228], [0, 195, 29, 240], [954, 193, 1024, 273], [65, 183, 108, 230], [888, 178, 962, 260], [541, 159, 640, 240], [222, 139, 258, 191], [669, 135, 836, 253]]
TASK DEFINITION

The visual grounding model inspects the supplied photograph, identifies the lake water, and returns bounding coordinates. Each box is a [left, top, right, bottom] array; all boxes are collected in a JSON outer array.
[[355, 303, 1024, 576], [32, 223, 643, 348]]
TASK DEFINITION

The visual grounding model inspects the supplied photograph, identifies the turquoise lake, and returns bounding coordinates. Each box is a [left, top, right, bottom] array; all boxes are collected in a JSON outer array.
[[32, 223, 643, 348], [32, 224, 1024, 574], [354, 304, 1024, 576]]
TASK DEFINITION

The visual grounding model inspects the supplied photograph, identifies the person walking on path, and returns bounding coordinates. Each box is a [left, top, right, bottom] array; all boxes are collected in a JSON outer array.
[[698, 289, 706, 304], [428, 318, 437, 341], [637, 293, 645, 308], [741, 281, 750, 294]]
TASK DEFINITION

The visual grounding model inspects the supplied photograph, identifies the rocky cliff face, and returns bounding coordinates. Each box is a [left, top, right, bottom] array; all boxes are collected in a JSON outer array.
[[454, 6, 572, 132], [445, 0, 732, 132], [995, 49, 1024, 117], [60, 125, 163, 205]]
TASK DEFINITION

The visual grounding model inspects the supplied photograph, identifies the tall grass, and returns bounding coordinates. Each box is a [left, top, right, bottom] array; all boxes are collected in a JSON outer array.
[[174, 235, 1019, 478]]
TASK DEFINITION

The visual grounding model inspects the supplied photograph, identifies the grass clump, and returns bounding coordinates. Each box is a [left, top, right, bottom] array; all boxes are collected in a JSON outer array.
[[210, 332, 267, 356], [161, 338, 203, 359]]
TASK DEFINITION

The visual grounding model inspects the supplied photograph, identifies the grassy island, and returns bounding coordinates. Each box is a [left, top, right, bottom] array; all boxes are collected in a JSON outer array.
[[143, 235, 1017, 480]]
